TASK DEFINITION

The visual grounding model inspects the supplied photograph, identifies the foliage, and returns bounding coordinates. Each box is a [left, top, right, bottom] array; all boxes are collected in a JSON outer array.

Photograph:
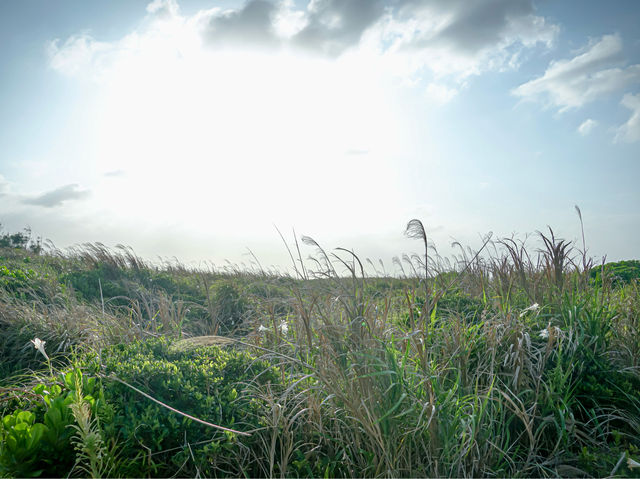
[[62, 267, 129, 306], [0, 227, 41, 254], [590, 260, 640, 287], [0, 410, 47, 477], [81, 337, 282, 477], [210, 281, 248, 333], [0, 265, 38, 296], [0, 368, 106, 478]]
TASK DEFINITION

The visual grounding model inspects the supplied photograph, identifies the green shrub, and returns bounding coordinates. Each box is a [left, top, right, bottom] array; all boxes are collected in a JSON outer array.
[[211, 281, 248, 333], [0, 369, 106, 478], [590, 260, 640, 287], [84, 337, 281, 477], [0, 410, 48, 477], [0, 265, 48, 301], [61, 267, 129, 305], [435, 292, 486, 320], [403, 292, 486, 328]]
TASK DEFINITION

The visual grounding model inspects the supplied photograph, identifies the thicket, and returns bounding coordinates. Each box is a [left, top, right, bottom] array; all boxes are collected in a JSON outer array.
[[0, 222, 639, 477]]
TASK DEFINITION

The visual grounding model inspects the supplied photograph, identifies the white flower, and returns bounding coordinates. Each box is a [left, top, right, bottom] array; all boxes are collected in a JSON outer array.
[[279, 320, 288, 334], [519, 303, 540, 318], [31, 337, 49, 360], [539, 324, 562, 340], [628, 457, 640, 469], [258, 321, 289, 334]]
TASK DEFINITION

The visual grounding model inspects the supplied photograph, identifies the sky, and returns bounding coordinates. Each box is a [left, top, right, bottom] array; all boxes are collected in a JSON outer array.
[[0, 0, 638, 270]]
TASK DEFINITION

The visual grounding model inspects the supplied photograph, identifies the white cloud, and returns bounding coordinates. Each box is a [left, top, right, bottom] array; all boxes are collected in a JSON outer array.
[[48, 0, 558, 90], [273, 0, 308, 38], [513, 34, 640, 111], [47, 34, 114, 78], [373, 0, 557, 81], [146, 0, 179, 17], [577, 118, 597, 136], [424, 82, 458, 103], [614, 93, 640, 143]]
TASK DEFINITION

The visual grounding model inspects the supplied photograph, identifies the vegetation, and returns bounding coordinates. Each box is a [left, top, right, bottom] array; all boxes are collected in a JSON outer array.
[[0, 222, 639, 477], [590, 260, 640, 287]]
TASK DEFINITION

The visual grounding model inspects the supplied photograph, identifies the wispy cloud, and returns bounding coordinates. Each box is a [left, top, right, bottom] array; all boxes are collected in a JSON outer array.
[[146, 0, 179, 18], [577, 118, 597, 136], [47, 34, 113, 78], [425, 82, 458, 103], [512, 34, 640, 111], [614, 93, 640, 143], [23, 184, 90, 208], [104, 169, 126, 178]]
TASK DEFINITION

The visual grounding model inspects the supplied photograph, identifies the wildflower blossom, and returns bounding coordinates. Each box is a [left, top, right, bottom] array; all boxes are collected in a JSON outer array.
[[519, 303, 540, 318], [279, 320, 288, 334], [539, 323, 562, 339], [31, 337, 49, 361]]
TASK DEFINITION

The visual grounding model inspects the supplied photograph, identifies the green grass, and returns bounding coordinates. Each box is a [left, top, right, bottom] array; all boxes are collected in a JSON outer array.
[[0, 224, 639, 477]]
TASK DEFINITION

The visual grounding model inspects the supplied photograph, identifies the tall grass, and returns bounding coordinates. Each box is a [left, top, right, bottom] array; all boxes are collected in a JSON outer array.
[[241, 224, 640, 477], [0, 222, 639, 477]]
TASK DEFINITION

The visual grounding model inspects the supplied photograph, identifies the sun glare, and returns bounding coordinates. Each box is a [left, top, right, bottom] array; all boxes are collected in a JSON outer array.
[[90, 24, 405, 239]]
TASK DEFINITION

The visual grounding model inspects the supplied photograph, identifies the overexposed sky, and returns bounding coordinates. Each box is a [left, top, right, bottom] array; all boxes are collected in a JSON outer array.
[[1, 0, 639, 269]]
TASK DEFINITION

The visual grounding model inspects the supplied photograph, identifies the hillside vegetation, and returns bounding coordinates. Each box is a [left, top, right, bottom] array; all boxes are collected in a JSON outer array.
[[0, 223, 639, 477]]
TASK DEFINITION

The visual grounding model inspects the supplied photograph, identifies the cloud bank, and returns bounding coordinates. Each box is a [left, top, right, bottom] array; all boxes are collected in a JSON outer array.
[[48, 0, 558, 87]]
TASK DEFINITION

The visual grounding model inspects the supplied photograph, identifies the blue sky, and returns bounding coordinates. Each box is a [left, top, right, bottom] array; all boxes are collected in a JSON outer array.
[[0, 0, 638, 268]]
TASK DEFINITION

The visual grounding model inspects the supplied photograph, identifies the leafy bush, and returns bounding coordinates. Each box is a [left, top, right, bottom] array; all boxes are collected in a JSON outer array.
[[211, 281, 248, 333], [83, 337, 281, 477], [2, 340, 284, 478], [62, 267, 129, 305], [590, 260, 640, 286], [0, 410, 48, 477], [0, 369, 106, 478], [0, 264, 54, 301], [0, 265, 37, 289]]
